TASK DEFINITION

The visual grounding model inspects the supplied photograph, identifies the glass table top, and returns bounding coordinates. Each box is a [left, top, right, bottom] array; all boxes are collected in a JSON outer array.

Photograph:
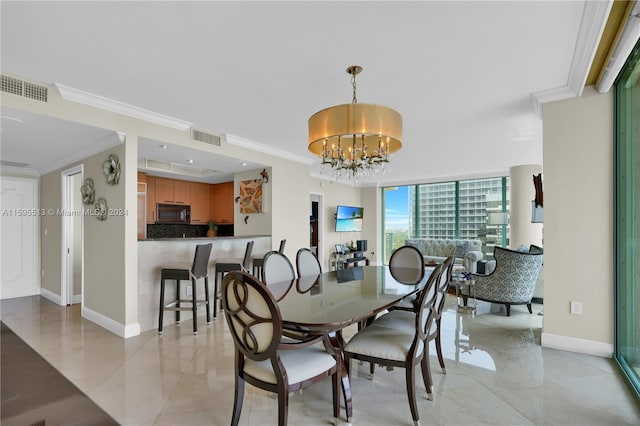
[[275, 265, 432, 332]]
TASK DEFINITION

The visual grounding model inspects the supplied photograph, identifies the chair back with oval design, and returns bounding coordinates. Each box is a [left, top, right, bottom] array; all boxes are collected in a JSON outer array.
[[416, 263, 444, 343], [261, 251, 295, 284], [296, 248, 322, 277], [389, 245, 425, 285], [222, 271, 281, 361]]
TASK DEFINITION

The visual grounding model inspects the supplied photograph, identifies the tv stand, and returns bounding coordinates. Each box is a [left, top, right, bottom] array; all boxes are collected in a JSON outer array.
[[331, 250, 370, 270]]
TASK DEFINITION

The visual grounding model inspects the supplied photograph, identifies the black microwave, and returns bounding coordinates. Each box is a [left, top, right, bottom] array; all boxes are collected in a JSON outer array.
[[156, 204, 191, 224]]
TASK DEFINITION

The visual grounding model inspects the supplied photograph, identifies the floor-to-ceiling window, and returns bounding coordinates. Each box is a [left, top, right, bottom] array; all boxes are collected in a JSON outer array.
[[382, 177, 509, 263], [614, 40, 640, 397]]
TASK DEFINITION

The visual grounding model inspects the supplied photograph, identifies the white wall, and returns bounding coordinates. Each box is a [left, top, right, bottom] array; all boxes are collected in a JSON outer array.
[[308, 177, 369, 270], [541, 86, 614, 357], [509, 164, 543, 249], [233, 167, 272, 240]]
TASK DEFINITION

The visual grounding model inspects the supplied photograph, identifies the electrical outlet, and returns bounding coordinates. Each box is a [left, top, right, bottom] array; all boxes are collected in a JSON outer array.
[[186, 286, 192, 296], [570, 301, 582, 315]]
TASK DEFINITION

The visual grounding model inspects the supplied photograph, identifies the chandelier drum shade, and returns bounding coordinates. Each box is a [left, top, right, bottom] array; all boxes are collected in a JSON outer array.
[[308, 66, 402, 179]]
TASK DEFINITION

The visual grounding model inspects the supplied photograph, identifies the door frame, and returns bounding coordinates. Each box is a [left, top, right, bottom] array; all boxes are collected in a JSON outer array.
[[310, 192, 324, 267], [61, 165, 84, 306]]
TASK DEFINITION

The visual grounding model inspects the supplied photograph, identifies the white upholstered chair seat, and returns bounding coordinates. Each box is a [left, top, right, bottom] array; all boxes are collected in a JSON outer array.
[[392, 294, 418, 311], [344, 313, 424, 362], [244, 344, 336, 384], [371, 309, 429, 336]]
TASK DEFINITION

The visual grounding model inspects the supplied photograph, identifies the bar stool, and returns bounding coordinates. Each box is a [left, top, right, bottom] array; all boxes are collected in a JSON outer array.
[[252, 238, 286, 277], [158, 243, 212, 335], [213, 241, 254, 319]]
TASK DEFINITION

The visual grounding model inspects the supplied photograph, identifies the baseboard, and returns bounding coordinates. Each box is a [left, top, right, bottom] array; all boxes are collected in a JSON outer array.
[[39, 287, 62, 305], [82, 306, 140, 339], [72, 294, 82, 304], [541, 332, 613, 358]]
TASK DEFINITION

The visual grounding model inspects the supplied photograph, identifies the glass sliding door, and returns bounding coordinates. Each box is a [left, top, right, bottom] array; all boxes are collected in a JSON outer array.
[[614, 40, 640, 397]]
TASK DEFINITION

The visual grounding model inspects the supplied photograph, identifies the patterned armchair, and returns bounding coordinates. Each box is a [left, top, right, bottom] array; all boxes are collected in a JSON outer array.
[[470, 246, 543, 316]]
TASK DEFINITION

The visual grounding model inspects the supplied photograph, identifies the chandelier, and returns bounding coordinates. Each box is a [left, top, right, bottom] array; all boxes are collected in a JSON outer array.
[[308, 65, 402, 179]]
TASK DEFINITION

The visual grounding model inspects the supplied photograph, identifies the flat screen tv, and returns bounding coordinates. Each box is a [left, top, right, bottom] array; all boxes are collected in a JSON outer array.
[[335, 205, 364, 232]]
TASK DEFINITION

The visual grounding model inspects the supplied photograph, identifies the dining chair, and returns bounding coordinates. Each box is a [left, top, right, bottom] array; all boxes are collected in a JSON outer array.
[[221, 270, 340, 426], [428, 256, 454, 375], [295, 247, 322, 277], [388, 245, 426, 312], [261, 250, 296, 285], [158, 243, 212, 334], [343, 263, 444, 426], [261, 251, 303, 337], [253, 238, 286, 277], [212, 240, 254, 319]]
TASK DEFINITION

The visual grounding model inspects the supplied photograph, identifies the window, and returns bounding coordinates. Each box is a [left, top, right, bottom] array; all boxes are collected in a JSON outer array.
[[382, 177, 510, 263], [614, 39, 640, 397]]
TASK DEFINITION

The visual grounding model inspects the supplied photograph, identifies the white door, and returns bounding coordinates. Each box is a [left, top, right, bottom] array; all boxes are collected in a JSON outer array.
[[1, 176, 39, 299]]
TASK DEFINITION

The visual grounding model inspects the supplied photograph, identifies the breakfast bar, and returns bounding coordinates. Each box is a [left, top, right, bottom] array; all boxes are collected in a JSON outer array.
[[137, 235, 271, 332]]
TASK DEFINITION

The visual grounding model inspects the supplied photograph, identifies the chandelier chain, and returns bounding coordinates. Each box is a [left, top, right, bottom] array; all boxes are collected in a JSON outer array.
[[351, 72, 357, 104]]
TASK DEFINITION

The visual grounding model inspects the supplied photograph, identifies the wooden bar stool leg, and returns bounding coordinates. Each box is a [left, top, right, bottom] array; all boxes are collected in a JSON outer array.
[[214, 272, 220, 319], [175, 280, 181, 324], [204, 276, 211, 324], [191, 277, 198, 335], [159, 277, 166, 334]]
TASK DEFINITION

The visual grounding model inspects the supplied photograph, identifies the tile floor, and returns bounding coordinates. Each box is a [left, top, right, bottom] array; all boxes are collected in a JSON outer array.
[[2, 296, 639, 425]]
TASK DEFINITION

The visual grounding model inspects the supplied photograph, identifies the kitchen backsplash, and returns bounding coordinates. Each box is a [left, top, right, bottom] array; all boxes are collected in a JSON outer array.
[[147, 224, 234, 239]]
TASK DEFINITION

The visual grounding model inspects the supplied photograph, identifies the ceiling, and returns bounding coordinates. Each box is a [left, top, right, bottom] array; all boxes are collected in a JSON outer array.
[[0, 1, 597, 186]]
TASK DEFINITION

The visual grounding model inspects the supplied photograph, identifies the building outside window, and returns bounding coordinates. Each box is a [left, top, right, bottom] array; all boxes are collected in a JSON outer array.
[[382, 177, 510, 263]]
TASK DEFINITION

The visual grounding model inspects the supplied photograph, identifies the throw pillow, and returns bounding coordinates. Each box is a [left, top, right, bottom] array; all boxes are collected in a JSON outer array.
[[453, 241, 468, 258]]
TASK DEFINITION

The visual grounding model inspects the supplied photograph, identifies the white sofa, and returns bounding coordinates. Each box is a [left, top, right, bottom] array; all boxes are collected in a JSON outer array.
[[405, 238, 484, 272]]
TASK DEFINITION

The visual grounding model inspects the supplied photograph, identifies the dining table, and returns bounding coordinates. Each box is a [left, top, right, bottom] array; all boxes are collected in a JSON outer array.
[[272, 264, 433, 421]]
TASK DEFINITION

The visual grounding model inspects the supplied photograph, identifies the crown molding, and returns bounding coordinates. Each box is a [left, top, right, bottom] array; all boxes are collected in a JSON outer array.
[[0, 165, 39, 177], [224, 133, 315, 166], [39, 131, 123, 176], [54, 83, 193, 131], [568, 0, 613, 97], [531, 86, 577, 118], [531, 1, 612, 118]]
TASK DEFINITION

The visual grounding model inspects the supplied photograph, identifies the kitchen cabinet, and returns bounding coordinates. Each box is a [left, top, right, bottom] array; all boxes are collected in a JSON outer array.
[[190, 182, 210, 224], [210, 181, 234, 224], [156, 177, 190, 204], [146, 176, 156, 223], [174, 180, 190, 204]]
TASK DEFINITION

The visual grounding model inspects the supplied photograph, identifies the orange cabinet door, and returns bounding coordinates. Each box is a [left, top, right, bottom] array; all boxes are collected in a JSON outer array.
[[210, 182, 234, 224], [173, 179, 191, 204], [155, 177, 174, 203], [190, 182, 210, 224], [222, 181, 234, 223], [146, 176, 156, 223]]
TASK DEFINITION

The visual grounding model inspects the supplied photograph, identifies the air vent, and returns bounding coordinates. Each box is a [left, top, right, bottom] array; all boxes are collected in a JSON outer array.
[[1, 160, 30, 168], [140, 159, 219, 178], [1, 75, 48, 102], [145, 159, 172, 171], [191, 129, 221, 146]]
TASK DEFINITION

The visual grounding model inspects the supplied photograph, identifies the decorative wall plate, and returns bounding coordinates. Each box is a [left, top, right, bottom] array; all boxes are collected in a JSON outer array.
[[80, 178, 95, 205], [95, 197, 108, 221], [103, 154, 121, 185]]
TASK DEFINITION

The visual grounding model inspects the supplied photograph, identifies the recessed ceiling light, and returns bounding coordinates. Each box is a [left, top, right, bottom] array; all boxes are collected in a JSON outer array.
[[187, 159, 194, 164], [159, 144, 168, 149], [241, 162, 247, 166]]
